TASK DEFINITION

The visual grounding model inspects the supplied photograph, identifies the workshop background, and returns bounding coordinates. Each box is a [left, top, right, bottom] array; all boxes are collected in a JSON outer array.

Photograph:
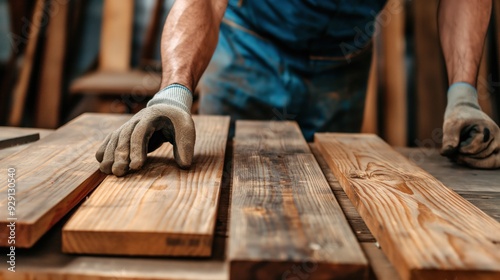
[[0, 0, 499, 147]]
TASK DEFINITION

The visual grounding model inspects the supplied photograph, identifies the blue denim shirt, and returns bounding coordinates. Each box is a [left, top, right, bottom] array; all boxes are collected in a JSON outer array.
[[225, 0, 387, 58]]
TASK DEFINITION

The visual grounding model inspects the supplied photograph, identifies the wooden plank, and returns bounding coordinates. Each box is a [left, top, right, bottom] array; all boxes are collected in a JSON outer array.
[[396, 147, 500, 192], [1, 135, 233, 279], [362, 243, 401, 280], [35, 0, 69, 128], [310, 143, 375, 242], [316, 133, 500, 280], [70, 70, 161, 95], [62, 116, 230, 256], [99, 0, 133, 72], [0, 128, 39, 149], [0, 113, 129, 248], [8, 0, 46, 126], [230, 121, 368, 280], [379, 0, 407, 146], [361, 45, 378, 134]]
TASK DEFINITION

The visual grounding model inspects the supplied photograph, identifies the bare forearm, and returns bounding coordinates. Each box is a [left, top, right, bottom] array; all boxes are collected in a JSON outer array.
[[438, 0, 491, 87], [160, 0, 228, 91]]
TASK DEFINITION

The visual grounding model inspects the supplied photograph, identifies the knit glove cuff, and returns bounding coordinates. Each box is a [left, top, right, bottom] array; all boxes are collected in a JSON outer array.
[[147, 84, 193, 113]]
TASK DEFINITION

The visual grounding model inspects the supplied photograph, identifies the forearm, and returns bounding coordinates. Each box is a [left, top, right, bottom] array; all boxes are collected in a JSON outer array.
[[160, 0, 228, 91], [438, 0, 491, 87]]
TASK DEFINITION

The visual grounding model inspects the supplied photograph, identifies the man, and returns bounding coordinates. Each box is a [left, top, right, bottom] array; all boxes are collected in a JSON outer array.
[[96, 0, 499, 176]]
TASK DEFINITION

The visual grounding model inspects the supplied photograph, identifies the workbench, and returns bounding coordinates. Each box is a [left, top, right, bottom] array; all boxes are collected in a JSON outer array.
[[0, 125, 498, 280]]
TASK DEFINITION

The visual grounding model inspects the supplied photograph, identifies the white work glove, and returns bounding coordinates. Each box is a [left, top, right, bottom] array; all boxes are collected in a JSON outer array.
[[441, 82, 500, 168], [96, 84, 196, 176]]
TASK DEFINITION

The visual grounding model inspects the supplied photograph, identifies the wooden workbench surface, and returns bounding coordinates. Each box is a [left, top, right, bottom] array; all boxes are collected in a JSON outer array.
[[0, 128, 498, 280]]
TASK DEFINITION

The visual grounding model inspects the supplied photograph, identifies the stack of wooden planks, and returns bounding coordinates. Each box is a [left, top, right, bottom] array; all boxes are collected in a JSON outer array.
[[1, 115, 499, 280], [0, 113, 128, 247]]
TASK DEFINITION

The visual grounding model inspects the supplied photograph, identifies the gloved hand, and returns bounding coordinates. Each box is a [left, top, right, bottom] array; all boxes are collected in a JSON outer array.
[[441, 82, 500, 168], [96, 84, 196, 176]]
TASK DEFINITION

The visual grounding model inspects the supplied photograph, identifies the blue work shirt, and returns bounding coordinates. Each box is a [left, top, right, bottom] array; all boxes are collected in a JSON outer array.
[[225, 0, 388, 58]]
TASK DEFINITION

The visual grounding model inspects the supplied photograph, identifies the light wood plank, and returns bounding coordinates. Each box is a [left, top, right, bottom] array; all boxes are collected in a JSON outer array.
[[230, 121, 368, 280], [35, 0, 69, 128], [0, 113, 129, 248], [397, 147, 500, 193], [316, 133, 500, 280], [309, 143, 375, 243], [62, 116, 230, 256], [99, 0, 133, 72]]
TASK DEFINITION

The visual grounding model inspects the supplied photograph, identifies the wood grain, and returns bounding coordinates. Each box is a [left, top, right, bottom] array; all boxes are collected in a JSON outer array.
[[35, 0, 69, 128], [62, 116, 230, 256], [229, 121, 368, 280], [8, 0, 46, 126], [0, 113, 129, 248], [309, 143, 375, 242], [99, 0, 133, 72], [316, 133, 500, 280]]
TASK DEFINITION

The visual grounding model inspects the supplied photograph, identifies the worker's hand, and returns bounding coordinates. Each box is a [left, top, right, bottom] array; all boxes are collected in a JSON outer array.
[[96, 84, 196, 176], [441, 82, 500, 168]]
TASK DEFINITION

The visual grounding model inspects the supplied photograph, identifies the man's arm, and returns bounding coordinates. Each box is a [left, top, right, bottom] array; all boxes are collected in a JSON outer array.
[[96, 0, 228, 176], [160, 0, 228, 91], [438, 0, 491, 87], [438, 0, 500, 169]]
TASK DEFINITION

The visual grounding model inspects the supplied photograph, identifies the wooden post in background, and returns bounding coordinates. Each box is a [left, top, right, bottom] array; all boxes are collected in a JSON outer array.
[[99, 0, 134, 72], [379, 0, 407, 146], [35, 0, 69, 128], [412, 0, 448, 144]]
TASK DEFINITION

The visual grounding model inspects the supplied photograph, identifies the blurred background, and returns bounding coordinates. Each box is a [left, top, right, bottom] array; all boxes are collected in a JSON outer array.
[[0, 0, 499, 147]]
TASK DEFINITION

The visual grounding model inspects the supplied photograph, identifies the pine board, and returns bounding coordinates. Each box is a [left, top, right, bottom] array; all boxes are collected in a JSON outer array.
[[0, 113, 129, 247], [229, 121, 368, 280], [316, 133, 500, 280], [62, 116, 230, 256]]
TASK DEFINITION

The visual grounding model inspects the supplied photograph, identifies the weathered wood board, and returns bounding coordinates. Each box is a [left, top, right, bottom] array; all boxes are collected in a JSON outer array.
[[62, 116, 230, 256], [0, 113, 129, 247], [316, 133, 500, 280], [229, 121, 368, 280]]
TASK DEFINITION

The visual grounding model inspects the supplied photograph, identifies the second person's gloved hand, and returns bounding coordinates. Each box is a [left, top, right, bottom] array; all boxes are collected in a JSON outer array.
[[441, 82, 500, 168], [96, 84, 196, 176]]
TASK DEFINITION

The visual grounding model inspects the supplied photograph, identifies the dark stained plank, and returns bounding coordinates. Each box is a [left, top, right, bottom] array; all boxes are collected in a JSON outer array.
[[230, 121, 368, 280]]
